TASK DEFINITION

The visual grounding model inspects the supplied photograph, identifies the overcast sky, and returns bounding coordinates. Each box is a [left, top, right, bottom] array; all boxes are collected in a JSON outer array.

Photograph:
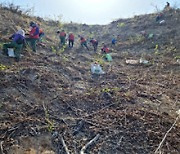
[[0, 0, 179, 24]]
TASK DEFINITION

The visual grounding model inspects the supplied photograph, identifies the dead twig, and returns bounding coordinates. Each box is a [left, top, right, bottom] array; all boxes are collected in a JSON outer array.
[[154, 115, 179, 153], [124, 108, 127, 126], [113, 136, 124, 150], [84, 102, 117, 118], [2, 126, 19, 139], [60, 135, 70, 154], [117, 136, 124, 145], [80, 134, 100, 154], [0, 141, 5, 154]]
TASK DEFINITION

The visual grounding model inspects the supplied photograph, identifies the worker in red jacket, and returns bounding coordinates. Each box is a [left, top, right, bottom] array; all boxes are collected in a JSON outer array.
[[90, 39, 98, 52], [26, 21, 39, 52], [68, 33, 74, 48], [101, 43, 110, 54], [79, 35, 89, 50]]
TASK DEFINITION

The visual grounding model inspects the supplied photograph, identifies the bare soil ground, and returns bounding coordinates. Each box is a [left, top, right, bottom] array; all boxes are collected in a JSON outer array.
[[0, 5, 180, 154]]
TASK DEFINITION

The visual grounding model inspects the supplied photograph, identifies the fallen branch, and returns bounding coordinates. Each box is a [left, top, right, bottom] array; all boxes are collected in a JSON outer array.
[[154, 115, 179, 153], [60, 135, 70, 154], [80, 134, 100, 154]]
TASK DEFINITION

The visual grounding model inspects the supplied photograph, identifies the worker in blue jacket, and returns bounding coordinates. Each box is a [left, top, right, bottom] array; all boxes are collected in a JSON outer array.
[[3, 29, 25, 61]]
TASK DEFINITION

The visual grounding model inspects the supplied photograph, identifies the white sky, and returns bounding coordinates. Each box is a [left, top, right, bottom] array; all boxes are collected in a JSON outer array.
[[0, 0, 179, 24]]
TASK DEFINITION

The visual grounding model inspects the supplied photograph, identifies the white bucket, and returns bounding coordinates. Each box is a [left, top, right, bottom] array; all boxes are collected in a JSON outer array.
[[91, 64, 105, 74], [8, 48, 15, 57], [159, 20, 165, 24], [140, 58, 149, 64]]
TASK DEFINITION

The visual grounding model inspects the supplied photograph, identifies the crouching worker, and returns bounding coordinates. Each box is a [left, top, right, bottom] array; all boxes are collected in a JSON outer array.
[[26, 21, 39, 52], [111, 37, 117, 46], [156, 13, 163, 22], [90, 39, 98, 52], [3, 29, 25, 62], [79, 35, 89, 50], [101, 43, 110, 54]]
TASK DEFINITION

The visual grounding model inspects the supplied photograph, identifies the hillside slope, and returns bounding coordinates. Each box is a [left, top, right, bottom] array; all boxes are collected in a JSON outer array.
[[0, 5, 180, 154]]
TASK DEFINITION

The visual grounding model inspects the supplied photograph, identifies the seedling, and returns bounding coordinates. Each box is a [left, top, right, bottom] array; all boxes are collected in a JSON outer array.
[[0, 64, 7, 71]]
